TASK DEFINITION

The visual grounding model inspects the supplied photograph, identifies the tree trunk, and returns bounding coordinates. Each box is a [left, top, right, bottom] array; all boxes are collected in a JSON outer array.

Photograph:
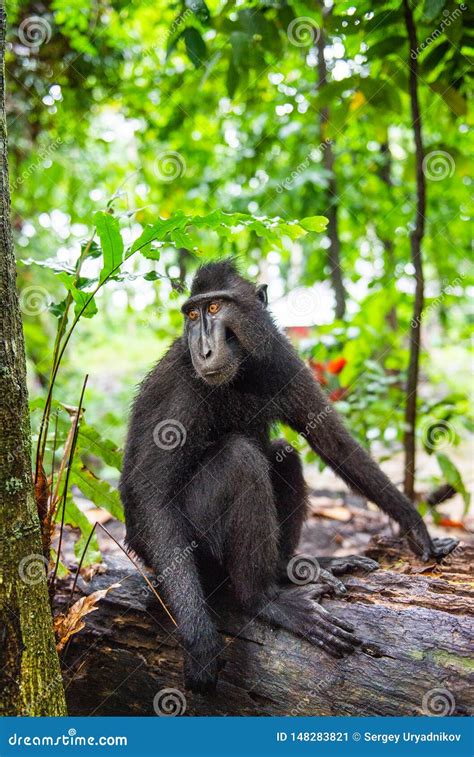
[[315, 8, 346, 320], [378, 142, 398, 330], [0, 3, 67, 716], [403, 0, 426, 500], [58, 540, 473, 717]]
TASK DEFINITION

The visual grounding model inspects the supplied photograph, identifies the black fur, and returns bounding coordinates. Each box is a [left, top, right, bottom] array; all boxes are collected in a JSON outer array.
[[120, 259, 457, 692]]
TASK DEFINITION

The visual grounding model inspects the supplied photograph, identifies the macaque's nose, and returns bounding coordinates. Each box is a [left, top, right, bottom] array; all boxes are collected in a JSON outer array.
[[199, 334, 213, 360], [200, 345, 212, 360]]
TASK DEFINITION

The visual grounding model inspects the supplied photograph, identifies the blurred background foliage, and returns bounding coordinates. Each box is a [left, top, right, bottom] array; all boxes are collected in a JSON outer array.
[[6, 0, 473, 567]]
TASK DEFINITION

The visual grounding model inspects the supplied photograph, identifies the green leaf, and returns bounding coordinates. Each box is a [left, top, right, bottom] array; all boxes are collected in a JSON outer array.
[[429, 81, 467, 116], [186, 0, 210, 24], [366, 36, 407, 61], [143, 271, 161, 281], [70, 463, 124, 521], [128, 210, 328, 262], [421, 41, 451, 74], [436, 452, 470, 512], [57, 272, 98, 319], [49, 297, 68, 320], [422, 0, 446, 22], [166, 27, 183, 60], [130, 213, 187, 255], [20, 257, 75, 275], [94, 211, 124, 284], [230, 31, 250, 70], [50, 549, 69, 578], [299, 216, 328, 232], [77, 424, 123, 471], [365, 10, 399, 33], [226, 59, 239, 98], [183, 27, 207, 68], [170, 227, 195, 249], [63, 495, 101, 565], [141, 246, 162, 261]]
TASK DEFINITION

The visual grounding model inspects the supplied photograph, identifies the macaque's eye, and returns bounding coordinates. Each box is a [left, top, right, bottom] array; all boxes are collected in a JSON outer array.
[[188, 309, 200, 321], [208, 302, 220, 315]]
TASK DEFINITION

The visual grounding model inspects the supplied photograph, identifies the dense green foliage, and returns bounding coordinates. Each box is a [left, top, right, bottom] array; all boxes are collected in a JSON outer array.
[[6, 0, 472, 566]]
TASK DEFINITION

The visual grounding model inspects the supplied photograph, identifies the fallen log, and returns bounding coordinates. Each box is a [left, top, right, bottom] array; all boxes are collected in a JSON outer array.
[[58, 539, 474, 717]]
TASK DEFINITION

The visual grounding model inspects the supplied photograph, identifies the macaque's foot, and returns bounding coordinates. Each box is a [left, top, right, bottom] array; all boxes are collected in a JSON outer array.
[[429, 536, 459, 560], [316, 555, 380, 576], [406, 520, 459, 562], [287, 555, 379, 597], [183, 636, 223, 693], [184, 655, 219, 694], [317, 568, 347, 596], [253, 585, 361, 658]]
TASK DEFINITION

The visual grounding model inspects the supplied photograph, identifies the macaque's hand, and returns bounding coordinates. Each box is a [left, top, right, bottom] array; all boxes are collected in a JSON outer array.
[[406, 520, 459, 562]]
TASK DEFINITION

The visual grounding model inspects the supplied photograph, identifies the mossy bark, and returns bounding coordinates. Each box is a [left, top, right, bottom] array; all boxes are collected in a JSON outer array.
[[0, 3, 67, 716]]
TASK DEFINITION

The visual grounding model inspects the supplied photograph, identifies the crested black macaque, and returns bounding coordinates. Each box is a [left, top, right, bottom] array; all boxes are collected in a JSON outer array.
[[120, 260, 457, 692]]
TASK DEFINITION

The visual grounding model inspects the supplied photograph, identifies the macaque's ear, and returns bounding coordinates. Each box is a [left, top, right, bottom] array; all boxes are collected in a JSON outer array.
[[257, 284, 268, 307]]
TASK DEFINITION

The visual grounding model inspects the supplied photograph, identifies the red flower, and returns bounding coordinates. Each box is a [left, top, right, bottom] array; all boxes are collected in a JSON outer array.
[[309, 359, 327, 386], [326, 357, 347, 375], [329, 387, 347, 402]]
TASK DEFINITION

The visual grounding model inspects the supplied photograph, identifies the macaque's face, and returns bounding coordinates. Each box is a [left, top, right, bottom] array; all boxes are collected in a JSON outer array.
[[183, 294, 244, 386]]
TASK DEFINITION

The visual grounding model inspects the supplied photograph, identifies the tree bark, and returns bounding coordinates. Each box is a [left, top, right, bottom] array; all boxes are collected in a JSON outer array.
[[403, 0, 426, 500], [58, 541, 473, 717], [0, 3, 67, 716], [378, 142, 398, 330], [315, 7, 346, 320]]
